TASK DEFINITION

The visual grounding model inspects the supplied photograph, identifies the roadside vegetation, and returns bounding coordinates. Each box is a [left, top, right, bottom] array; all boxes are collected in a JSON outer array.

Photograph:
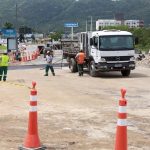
[[0, 45, 7, 51]]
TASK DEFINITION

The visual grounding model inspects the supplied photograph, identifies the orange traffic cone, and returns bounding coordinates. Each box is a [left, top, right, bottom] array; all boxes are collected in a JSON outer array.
[[115, 88, 127, 150], [19, 82, 46, 150]]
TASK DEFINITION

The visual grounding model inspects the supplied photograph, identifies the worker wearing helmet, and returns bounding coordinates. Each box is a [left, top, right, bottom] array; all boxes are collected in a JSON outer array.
[[75, 50, 85, 76], [0, 52, 9, 81], [44, 50, 55, 76]]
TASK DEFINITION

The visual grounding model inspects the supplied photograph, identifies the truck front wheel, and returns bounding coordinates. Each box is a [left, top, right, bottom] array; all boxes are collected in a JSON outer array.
[[89, 61, 97, 77], [69, 58, 78, 73], [121, 70, 131, 77]]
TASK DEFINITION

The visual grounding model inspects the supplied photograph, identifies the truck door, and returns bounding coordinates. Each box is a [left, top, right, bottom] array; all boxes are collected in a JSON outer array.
[[82, 33, 89, 58], [85, 33, 89, 58], [80, 33, 89, 58]]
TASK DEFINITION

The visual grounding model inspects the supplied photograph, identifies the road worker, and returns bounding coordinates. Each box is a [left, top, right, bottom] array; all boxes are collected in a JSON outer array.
[[75, 50, 86, 76], [0, 52, 9, 81], [44, 50, 55, 76]]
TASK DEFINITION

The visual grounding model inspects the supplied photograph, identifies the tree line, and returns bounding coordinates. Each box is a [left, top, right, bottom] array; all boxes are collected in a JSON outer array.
[[0, 0, 150, 32]]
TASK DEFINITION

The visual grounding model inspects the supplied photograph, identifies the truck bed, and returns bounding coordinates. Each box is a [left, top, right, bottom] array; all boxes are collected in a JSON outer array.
[[61, 39, 80, 58]]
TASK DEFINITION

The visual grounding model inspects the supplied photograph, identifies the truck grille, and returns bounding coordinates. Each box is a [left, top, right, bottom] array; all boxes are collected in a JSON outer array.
[[102, 56, 132, 62]]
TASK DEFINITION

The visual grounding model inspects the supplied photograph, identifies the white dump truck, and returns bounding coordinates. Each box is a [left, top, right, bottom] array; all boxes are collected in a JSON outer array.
[[62, 30, 138, 77]]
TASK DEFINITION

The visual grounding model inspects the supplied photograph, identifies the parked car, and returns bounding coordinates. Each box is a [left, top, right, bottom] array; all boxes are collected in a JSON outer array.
[[37, 44, 45, 54]]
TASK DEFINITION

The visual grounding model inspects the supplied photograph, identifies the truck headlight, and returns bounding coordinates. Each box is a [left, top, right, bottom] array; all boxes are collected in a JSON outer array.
[[101, 58, 106, 62], [130, 57, 135, 61], [129, 64, 135, 67]]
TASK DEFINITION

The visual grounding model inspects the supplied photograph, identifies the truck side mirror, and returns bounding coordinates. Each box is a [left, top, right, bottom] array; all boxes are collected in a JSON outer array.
[[90, 38, 93, 46], [93, 37, 98, 47], [135, 37, 139, 45]]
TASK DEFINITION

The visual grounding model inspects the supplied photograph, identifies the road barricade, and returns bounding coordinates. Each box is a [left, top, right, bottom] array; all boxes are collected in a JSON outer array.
[[19, 46, 40, 62], [26, 51, 31, 61], [20, 51, 27, 62]]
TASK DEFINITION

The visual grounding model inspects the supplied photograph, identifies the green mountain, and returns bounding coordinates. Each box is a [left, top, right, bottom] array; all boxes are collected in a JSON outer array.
[[0, 0, 150, 32]]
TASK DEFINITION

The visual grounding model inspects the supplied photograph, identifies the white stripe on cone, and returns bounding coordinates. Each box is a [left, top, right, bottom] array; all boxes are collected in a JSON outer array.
[[30, 106, 37, 112], [118, 106, 127, 113], [30, 95, 37, 101], [117, 119, 127, 126]]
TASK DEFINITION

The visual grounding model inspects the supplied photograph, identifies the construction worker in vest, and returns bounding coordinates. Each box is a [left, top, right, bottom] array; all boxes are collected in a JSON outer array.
[[75, 50, 86, 76], [0, 52, 9, 81]]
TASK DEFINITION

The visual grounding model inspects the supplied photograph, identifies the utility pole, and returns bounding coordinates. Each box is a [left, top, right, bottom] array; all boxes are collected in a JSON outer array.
[[15, 0, 18, 51], [86, 20, 88, 32], [0, 17, 2, 28], [90, 16, 93, 32], [71, 27, 74, 40], [15, 0, 18, 32]]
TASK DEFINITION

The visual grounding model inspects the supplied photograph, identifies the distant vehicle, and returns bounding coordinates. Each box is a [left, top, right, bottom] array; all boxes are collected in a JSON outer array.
[[37, 44, 45, 54], [0, 39, 7, 44], [62, 30, 138, 77]]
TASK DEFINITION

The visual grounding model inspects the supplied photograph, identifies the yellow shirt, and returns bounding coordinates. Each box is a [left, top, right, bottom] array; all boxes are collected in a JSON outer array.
[[1, 55, 9, 66], [0, 55, 2, 66]]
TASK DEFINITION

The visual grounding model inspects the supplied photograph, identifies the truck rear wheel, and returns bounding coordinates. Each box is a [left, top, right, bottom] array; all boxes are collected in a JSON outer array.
[[90, 61, 97, 77], [121, 70, 131, 77], [69, 58, 78, 73]]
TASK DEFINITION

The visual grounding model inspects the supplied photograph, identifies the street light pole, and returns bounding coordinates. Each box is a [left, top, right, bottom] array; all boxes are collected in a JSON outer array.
[[71, 27, 74, 40], [15, 0, 18, 32], [86, 20, 88, 32], [90, 16, 93, 32], [15, 0, 18, 51]]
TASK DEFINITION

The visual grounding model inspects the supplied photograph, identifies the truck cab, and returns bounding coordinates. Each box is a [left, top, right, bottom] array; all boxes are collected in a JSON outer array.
[[80, 30, 136, 77]]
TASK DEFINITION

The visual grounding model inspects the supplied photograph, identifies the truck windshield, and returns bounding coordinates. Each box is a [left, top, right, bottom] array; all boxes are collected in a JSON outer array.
[[99, 35, 134, 50]]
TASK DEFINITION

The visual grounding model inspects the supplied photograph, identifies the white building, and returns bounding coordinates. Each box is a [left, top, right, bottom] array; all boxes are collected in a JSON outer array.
[[124, 20, 144, 28], [96, 19, 122, 30], [96, 19, 144, 30]]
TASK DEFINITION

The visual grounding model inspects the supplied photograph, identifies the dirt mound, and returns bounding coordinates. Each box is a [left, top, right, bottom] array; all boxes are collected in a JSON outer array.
[[136, 55, 150, 67]]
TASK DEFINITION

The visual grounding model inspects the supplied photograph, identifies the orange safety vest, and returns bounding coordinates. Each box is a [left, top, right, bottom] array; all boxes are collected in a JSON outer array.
[[76, 52, 85, 64]]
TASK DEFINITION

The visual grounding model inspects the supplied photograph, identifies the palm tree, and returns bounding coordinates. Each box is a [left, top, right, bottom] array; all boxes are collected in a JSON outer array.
[[3, 22, 14, 29]]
